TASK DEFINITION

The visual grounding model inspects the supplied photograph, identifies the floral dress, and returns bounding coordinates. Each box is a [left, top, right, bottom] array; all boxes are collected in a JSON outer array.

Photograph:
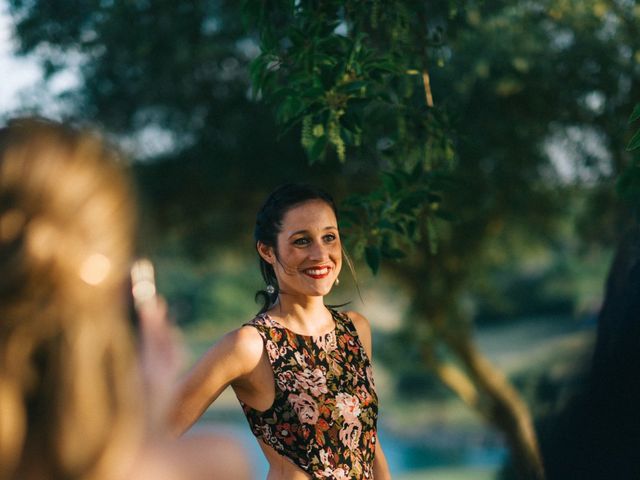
[[239, 308, 378, 479]]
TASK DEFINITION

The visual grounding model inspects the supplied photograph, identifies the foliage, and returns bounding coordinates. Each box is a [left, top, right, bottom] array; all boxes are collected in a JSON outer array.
[[617, 103, 640, 213], [628, 104, 640, 151], [243, 1, 639, 477], [244, 0, 462, 162], [242, 0, 466, 272], [6, 0, 344, 257]]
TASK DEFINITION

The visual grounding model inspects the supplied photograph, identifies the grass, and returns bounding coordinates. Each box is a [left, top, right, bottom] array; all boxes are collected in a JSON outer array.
[[396, 466, 499, 480]]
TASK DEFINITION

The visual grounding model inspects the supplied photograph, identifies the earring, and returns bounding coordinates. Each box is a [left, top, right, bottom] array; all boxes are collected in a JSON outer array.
[[334, 277, 340, 286], [266, 284, 276, 295]]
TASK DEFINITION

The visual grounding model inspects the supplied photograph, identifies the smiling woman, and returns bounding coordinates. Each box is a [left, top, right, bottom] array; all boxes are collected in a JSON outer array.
[[171, 183, 392, 479], [257, 199, 342, 300], [254, 186, 343, 311]]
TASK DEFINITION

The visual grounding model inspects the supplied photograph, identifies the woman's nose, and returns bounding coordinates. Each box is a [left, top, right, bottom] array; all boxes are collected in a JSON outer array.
[[308, 242, 329, 260]]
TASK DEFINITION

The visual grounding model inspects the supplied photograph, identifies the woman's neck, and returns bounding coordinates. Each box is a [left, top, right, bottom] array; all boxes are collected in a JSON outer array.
[[268, 295, 333, 336]]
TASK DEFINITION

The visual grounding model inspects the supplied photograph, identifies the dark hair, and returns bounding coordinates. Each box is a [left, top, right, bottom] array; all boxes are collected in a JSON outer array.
[[254, 183, 338, 314]]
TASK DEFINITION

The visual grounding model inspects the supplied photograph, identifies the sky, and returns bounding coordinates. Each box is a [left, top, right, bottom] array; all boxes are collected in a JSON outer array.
[[0, 2, 42, 115], [0, 1, 81, 119]]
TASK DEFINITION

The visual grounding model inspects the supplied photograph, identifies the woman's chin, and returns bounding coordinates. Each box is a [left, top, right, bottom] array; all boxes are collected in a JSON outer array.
[[304, 284, 334, 298]]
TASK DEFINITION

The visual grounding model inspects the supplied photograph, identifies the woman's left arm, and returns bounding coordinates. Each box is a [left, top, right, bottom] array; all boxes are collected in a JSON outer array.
[[373, 439, 391, 480], [373, 441, 392, 479], [347, 311, 392, 479]]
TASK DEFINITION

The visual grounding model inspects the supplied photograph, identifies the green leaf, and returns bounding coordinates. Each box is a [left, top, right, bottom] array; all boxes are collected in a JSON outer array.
[[381, 171, 403, 191], [339, 81, 368, 93], [307, 135, 327, 164], [629, 104, 640, 124], [381, 246, 407, 260], [277, 95, 305, 123], [397, 192, 428, 213], [434, 210, 456, 222], [314, 53, 339, 67], [301, 86, 326, 99], [627, 129, 640, 152], [365, 245, 381, 275], [616, 165, 640, 207], [377, 219, 397, 231]]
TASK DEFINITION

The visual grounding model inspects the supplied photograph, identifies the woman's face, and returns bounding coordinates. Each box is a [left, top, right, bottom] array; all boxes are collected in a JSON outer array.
[[260, 199, 342, 299]]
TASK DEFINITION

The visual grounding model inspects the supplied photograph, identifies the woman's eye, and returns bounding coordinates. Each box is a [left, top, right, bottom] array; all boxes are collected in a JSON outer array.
[[324, 234, 337, 242], [293, 237, 310, 246]]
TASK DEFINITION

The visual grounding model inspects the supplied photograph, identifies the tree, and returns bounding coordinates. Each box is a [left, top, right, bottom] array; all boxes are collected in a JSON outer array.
[[5, 0, 347, 257], [242, 1, 639, 478], [242, 2, 545, 478], [6, 0, 640, 478], [541, 106, 640, 479]]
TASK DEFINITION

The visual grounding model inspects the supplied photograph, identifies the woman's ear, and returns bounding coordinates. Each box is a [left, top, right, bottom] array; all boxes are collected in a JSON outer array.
[[257, 241, 275, 264]]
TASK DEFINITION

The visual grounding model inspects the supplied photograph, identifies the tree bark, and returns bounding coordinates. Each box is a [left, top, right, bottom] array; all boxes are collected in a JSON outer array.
[[392, 257, 545, 479], [444, 334, 545, 480], [542, 225, 640, 479]]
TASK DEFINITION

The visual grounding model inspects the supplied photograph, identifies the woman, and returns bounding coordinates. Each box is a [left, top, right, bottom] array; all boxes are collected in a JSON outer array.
[[0, 117, 250, 480], [171, 183, 392, 479]]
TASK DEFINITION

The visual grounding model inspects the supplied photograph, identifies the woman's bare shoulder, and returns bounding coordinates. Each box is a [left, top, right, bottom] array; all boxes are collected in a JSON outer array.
[[215, 324, 265, 365], [343, 310, 371, 331]]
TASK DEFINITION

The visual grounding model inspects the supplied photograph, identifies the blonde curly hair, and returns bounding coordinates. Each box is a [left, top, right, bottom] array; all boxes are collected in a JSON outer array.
[[0, 117, 143, 480]]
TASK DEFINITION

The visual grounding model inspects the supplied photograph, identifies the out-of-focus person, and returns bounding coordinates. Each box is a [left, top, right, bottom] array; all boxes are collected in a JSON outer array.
[[0, 117, 251, 480]]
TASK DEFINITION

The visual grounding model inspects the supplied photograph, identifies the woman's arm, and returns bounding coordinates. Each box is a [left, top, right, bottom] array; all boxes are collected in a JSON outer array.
[[346, 311, 393, 478], [373, 441, 392, 479], [131, 433, 253, 480], [168, 326, 265, 436], [134, 299, 255, 479]]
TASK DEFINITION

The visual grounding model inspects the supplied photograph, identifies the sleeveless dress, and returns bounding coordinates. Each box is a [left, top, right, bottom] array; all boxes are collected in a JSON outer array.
[[239, 308, 378, 479]]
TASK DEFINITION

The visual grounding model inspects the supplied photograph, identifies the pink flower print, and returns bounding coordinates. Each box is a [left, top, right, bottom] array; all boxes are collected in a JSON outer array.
[[333, 467, 349, 479], [288, 392, 319, 425], [265, 340, 280, 360], [366, 364, 376, 390], [294, 351, 308, 367], [275, 422, 296, 446], [355, 384, 372, 405], [268, 327, 282, 342], [294, 367, 329, 396], [276, 371, 296, 392], [335, 392, 361, 423], [339, 420, 362, 451], [258, 424, 275, 445], [319, 448, 331, 465], [320, 466, 350, 479], [316, 331, 337, 352]]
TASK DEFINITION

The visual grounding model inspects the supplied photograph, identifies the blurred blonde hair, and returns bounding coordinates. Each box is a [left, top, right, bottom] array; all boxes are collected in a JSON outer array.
[[0, 117, 143, 480]]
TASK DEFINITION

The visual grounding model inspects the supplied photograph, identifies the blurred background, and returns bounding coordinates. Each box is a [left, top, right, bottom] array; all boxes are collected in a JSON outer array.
[[1, 1, 639, 479]]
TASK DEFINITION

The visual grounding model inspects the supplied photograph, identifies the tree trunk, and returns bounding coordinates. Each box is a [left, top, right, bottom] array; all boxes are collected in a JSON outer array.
[[414, 316, 545, 479], [444, 335, 545, 480], [393, 260, 545, 479], [541, 225, 640, 479]]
